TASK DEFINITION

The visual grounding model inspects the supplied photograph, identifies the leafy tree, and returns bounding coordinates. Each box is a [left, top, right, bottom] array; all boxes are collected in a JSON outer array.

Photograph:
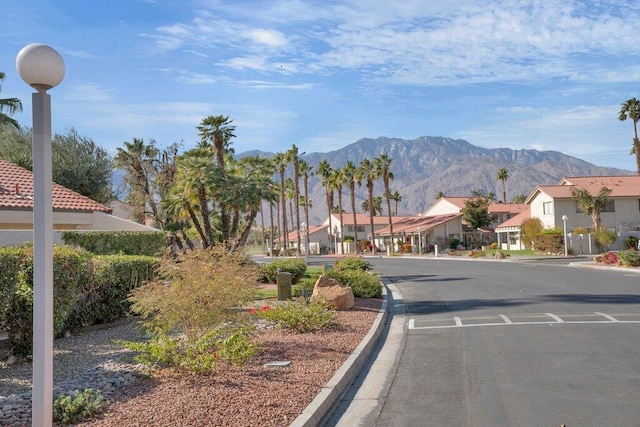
[[520, 217, 543, 249], [571, 186, 612, 231], [0, 72, 22, 129], [618, 97, 640, 175], [463, 190, 493, 246], [497, 167, 508, 203], [376, 153, 395, 252], [0, 126, 113, 203]]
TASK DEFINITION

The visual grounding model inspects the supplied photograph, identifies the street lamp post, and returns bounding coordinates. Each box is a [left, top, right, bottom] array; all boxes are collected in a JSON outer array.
[[16, 43, 65, 427], [418, 227, 422, 255], [562, 215, 569, 257]]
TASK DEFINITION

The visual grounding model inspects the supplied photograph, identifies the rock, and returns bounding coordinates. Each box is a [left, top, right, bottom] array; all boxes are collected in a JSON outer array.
[[6, 355, 17, 366], [311, 274, 354, 310], [495, 251, 506, 259]]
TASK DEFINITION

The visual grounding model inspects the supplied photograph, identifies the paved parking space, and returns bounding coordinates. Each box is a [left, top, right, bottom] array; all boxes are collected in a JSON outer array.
[[408, 311, 640, 330]]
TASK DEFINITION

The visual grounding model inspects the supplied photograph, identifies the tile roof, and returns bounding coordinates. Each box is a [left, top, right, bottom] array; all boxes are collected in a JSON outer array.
[[434, 197, 528, 214], [0, 158, 112, 213], [495, 207, 531, 230], [331, 213, 410, 226], [376, 213, 462, 235], [527, 175, 640, 203]]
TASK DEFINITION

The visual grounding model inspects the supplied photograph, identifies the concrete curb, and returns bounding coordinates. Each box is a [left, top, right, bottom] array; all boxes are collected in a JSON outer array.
[[289, 286, 389, 427]]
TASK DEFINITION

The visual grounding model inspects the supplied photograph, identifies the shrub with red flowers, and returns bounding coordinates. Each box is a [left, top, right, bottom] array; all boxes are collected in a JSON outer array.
[[601, 251, 619, 265]]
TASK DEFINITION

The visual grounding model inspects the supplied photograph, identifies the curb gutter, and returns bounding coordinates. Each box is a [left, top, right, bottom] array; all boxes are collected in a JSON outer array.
[[289, 286, 389, 427]]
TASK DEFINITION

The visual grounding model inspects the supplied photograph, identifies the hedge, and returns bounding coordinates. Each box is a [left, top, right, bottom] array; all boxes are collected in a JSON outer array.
[[325, 269, 382, 298], [534, 233, 563, 254], [61, 231, 166, 256], [617, 250, 640, 267], [0, 246, 28, 329], [262, 259, 307, 284]]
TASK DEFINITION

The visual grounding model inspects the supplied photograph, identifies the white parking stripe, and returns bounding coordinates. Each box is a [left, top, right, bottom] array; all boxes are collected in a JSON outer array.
[[499, 314, 512, 324], [408, 318, 415, 329], [545, 313, 565, 323], [454, 316, 462, 326], [408, 319, 640, 330], [594, 312, 619, 322]]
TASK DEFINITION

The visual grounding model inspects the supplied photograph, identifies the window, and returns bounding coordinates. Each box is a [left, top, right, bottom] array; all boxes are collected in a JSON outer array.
[[576, 199, 615, 213], [543, 202, 553, 215]]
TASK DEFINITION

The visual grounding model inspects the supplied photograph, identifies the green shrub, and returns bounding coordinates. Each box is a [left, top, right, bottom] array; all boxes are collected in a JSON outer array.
[[534, 233, 563, 253], [65, 255, 157, 332], [624, 235, 639, 249], [262, 259, 307, 284], [53, 388, 104, 424], [5, 246, 86, 357], [595, 229, 617, 252], [0, 246, 28, 329], [62, 230, 166, 256], [325, 269, 382, 298], [617, 249, 640, 267], [294, 272, 321, 298], [335, 257, 370, 271], [123, 247, 260, 373], [256, 301, 337, 333], [448, 238, 460, 250]]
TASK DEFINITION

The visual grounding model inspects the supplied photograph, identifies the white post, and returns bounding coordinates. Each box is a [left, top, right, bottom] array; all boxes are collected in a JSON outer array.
[[435, 244, 439, 257], [16, 43, 65, 427], [32, 89, 54, 427], [562, 215, 568, 257], [418, 227, 422, 255]]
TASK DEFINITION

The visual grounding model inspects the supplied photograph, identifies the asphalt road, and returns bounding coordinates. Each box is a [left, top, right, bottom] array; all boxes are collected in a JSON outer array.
[[329, 257, 640, 427]]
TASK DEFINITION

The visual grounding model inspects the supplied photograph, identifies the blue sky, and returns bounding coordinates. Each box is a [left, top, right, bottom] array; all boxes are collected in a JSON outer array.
[[1, 0, 639, 170]]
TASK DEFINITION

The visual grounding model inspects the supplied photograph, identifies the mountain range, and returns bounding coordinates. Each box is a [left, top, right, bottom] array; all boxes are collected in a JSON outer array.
[[243, 136, 632, 225]]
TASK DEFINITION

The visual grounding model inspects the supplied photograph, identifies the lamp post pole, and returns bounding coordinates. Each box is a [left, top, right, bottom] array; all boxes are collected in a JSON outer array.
[[562, 215, 569, 257], [16, 43, 65, 427], [418, 227, 422, 255]]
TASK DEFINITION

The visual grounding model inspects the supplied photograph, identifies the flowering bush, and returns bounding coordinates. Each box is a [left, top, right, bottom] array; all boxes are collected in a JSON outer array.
[[601, 252, 619, 265]]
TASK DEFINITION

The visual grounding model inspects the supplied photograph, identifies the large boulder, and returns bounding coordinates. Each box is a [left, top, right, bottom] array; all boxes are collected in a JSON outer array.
[[311, 274, 354, 310]]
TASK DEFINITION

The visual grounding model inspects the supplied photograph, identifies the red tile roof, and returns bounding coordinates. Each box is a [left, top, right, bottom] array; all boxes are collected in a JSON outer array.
[[331, 213, 410, 226], [495, 207, 531, 230], [0, 158, 112, 213], [437, 197, 527, 214], [526, 175, 640, 203], [376, 213, 462, 235]]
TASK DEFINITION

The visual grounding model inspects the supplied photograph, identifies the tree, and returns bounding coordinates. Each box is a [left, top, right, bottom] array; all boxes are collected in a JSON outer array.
[[520, 217, 542, 249], [358, 158, 381, 253], [52, 128, 114, 204], [0, 72, 22, 129], [497, 167, 508, 203], [273, 152, 289, 254], [462, 191, 493, 246], [317, 159, 334, 253], [618, 97, 640, 175], [115, 138, 160, 225], [342, 161, 360, 251], [390, 190, 402, 215], [286, 145, 303, 256], [299, 160, 313, 255], [571, 186, 612, 231], [330, 168, 346, 254], [435, 191, 445, 200], [361, 196, 382, 215], [511, 194, 526, 203], [376, 153, 395, 253]]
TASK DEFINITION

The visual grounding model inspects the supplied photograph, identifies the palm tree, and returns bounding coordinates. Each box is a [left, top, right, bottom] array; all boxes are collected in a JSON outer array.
[[497, 167, 509, 203], [361, 197, 382, 215], [197, 115, 235, 242], [0, 72, 22, 129], [342, 161, 360, 252], [571, 186, 612, 231], [390, 190, 402, 215], [358, 158, 381, 253], [511, 194, 526, 203], [299, 160, 313, 255], [376, 153, 394, 253], [114, 138, 160, 224], [286, 145, 303, 256], [435, 191, 445, 200], [618, 97, 640, 175], [273, 152, 289, 254], [330, 168, 346, 254], [317, 160, 334, 253]]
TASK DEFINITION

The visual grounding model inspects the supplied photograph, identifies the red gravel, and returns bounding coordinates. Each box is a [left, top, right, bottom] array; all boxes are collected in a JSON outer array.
[[78, 298, 382, 427]]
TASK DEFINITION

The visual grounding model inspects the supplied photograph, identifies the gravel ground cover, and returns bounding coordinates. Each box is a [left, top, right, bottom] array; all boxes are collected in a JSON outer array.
[[0, 297, 381, 426]]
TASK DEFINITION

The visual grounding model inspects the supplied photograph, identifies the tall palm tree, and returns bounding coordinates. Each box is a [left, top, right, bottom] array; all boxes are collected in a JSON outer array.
[[342, 161, 360, 252], [285, 178, 296, 249], [375, 153, 394, 253], [317, 159, 334, 253], [197, 115, 236, 242], [330, 168, 346, 254], [358, 158, 381, 253], [299, 160, 313, 255], [273, 152, 289, 254], [0, 72, 22, 129], [390, 190, 402, 215], [361, 197, 383, 215], [618, 98, 640, 175], [571, 186, 612, 231], [286, 145, 304, 256], [497, 167, 509, 203]]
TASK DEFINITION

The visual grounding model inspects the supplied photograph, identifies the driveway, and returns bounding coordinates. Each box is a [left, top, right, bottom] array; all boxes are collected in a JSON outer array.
[[329, 257, 640, 427]]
